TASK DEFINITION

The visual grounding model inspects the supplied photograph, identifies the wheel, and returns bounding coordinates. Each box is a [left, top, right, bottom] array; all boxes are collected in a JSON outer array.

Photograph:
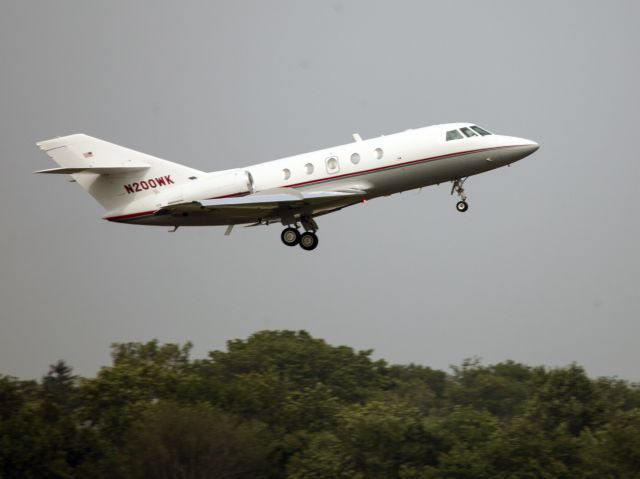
[[456, 201, 469, 212], [299, 232, 319, 251], [281, 227, 300, 246]]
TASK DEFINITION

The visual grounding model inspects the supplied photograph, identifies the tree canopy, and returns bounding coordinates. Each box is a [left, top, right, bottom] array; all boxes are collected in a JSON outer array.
[[1, 330, 639, 478]]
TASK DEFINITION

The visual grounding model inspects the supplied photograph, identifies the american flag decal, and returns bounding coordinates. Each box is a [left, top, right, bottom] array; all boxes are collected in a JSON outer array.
[[83, 151, 94, 158]]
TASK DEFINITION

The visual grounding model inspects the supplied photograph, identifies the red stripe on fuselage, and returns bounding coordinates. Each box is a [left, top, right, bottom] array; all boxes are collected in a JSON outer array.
[[282, 145, 519, 189]]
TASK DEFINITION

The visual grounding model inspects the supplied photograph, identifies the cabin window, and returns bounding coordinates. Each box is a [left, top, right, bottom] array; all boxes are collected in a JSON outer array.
[[460, 127, 478, 138], [446, 130, 463, 141], [305, 163, 314, 175], [351, 153, 360, 164], [471, 125, 492, 136], [375, 148, 384, 159], [282, 168, 291, 180], [326, 156, 340, 174]]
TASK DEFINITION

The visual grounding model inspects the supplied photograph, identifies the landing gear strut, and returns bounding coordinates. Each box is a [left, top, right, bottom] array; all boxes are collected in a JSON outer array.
[[451, 178, 469, 212]]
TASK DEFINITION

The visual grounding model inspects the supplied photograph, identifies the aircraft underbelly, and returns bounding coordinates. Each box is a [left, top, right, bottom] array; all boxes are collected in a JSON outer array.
[[343, 149, 503, 198]]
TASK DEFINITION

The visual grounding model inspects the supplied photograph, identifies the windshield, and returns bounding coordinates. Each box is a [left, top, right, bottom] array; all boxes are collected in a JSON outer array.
[[446, 130, 464, 141], [470, 125, 492, 136], [460, 127, 477, 138]]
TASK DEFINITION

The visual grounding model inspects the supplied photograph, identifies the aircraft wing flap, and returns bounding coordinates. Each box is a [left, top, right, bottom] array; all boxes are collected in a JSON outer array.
[[198, 189, 363, 209], [156, 187, 365, 220], [199, 193, 303, 209]]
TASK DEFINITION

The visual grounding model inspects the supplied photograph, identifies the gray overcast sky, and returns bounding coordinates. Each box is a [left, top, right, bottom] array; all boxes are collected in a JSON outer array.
[[1, 1, 639, 380]]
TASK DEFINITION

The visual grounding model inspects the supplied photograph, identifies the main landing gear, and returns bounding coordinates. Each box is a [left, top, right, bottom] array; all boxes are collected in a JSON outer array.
[[451, 178, 469, 212], [281, 227, 300, 246], [280, 218, 319, 251], [299, 232, 319, 251]]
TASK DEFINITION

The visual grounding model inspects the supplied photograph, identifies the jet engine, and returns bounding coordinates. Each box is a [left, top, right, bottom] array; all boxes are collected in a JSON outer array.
[[170, 169, 254, 204]]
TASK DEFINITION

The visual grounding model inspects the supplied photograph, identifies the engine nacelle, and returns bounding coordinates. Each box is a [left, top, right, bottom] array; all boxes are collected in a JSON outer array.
[[165, 169, 254, 205]]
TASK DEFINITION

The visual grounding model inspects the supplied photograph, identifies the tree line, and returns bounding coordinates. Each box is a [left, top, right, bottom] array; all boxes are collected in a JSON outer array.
[[1, 330, 639, 478]]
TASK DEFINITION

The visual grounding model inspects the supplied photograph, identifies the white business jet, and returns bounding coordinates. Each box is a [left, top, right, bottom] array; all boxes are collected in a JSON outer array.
[[36, 123, 538, 250]]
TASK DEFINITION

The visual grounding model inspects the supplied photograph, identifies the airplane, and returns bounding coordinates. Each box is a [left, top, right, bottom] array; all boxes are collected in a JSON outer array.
[[35, 123, 539, 251]]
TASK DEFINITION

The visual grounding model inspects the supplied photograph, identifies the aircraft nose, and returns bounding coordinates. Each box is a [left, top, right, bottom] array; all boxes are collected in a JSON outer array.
[[519, 139, 540, 157], [499, 136, 540, 164]]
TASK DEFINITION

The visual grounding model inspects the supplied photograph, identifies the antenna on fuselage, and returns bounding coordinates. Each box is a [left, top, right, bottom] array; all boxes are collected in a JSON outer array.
[[352, 133, 363, 142]]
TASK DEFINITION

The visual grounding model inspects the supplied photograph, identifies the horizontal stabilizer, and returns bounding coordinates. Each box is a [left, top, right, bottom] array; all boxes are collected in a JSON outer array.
[[34, 165, 150, 174], [35, 134, 155, 177]]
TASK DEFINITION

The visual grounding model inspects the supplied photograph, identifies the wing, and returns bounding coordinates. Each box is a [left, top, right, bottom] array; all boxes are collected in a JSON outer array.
[[156, 187, 366, 224]]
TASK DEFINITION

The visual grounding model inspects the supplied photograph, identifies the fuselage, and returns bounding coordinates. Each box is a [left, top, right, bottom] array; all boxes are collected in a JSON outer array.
[[107, 122, 539, 226], [248, 123, 537, 199]]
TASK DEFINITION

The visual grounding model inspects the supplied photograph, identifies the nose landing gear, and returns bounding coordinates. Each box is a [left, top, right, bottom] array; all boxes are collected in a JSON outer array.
[[451, 178, 469, 212]]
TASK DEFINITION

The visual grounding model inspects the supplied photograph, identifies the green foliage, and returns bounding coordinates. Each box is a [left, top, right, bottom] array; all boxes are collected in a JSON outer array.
[[0, 365, 117, 479], [286, 432, 357, 479], [207, 330, 388, 401], [448, 358, 534, 417], [196, 330, 388, 430], [77, 340, 196, 444], [0, 330, 638, 479], [482, 416, 578, 479], [386, 364, 447, 414], [525, 363, 605, 435], [126, 401, 272, 479], [281, 383, 342, 432], [417, 407, 497, 479], [578, 409, 640, 478], [335, 400, 440, 478], [289, 401, 440, 479]]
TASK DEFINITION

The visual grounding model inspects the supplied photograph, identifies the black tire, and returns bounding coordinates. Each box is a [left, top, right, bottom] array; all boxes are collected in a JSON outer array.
[[456, 201, 469, 212], [299, 232, 319, 251], [281, 227, 300, 246]]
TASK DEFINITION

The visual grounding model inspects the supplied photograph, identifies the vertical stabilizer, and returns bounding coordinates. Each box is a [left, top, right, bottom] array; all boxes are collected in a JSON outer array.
[[36, 134, 203, 212]]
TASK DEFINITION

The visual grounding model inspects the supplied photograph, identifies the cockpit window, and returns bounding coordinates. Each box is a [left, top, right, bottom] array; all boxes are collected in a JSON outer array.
[[446, 129, 463, 141], [460, 127, 478, 138], [471, 125, 492, 136]]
